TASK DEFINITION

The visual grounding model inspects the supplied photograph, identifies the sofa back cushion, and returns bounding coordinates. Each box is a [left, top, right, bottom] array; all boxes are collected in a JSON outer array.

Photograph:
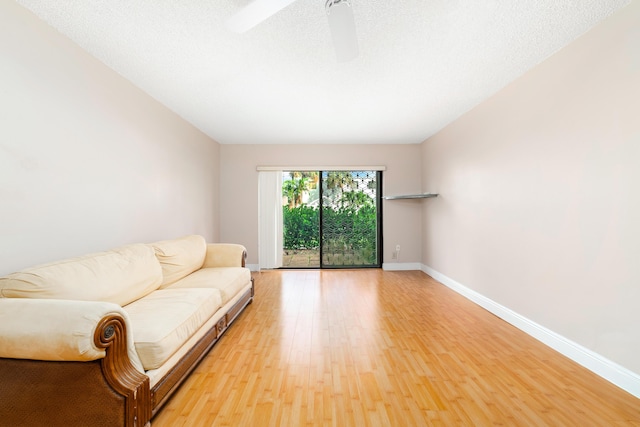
[[0, 244, 162, 306], [151, 235, 207, 287]]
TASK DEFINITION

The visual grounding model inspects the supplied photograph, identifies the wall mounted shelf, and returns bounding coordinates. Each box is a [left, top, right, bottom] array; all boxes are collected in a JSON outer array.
[[382, 193, 438, 200]]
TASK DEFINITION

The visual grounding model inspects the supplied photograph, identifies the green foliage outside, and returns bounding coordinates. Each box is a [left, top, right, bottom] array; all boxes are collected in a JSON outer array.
[[321, 204, 378, 264], [283, 203, 378, 264], [283, 205, 319, 250], [282, 171, 379, 265]]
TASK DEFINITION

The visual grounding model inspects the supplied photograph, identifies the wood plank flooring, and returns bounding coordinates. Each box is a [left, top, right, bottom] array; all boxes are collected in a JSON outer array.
[[153, 270, 640, 426]]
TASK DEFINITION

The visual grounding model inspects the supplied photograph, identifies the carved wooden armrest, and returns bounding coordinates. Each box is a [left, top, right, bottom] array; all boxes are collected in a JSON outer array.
[[0, 299, 152, 427], [0, 298, 139, 362], [95, 314, 151, 427]]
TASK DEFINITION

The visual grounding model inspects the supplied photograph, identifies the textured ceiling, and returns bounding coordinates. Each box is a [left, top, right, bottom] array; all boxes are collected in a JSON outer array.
[[16, 0, 629, 144]]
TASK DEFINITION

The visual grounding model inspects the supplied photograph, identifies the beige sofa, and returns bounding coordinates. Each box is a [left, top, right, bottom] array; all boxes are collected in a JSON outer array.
[[0, 235, 254, 427]]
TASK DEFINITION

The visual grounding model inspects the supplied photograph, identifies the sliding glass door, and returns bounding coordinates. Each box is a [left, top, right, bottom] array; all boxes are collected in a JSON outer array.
[[282, 171, 320, 268], [282, 170, 382, 269]]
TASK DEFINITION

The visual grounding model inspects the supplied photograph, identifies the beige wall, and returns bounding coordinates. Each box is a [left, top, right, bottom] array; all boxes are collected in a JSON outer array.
[[0, 2, 220, 275], [421, 1, 640, 374], [219, 144, 423, 267]]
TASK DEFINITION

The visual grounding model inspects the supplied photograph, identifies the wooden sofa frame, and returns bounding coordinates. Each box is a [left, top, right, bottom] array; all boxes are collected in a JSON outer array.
[[0, 260, 254, 427]]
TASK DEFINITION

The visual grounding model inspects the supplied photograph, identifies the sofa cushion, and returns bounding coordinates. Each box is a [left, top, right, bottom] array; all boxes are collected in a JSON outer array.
[[167, 267, 251, 305], [0, 244, 162, 306], [152, 235, 207, 287], [123, 288, 222, 370]]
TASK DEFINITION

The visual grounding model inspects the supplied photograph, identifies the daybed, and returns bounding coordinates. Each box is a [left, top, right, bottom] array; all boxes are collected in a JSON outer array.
[[0, 235, 254, 427]]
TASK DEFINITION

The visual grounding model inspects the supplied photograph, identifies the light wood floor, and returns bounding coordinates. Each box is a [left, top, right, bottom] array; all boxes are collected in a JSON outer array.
[[153, 270, 640, 426]]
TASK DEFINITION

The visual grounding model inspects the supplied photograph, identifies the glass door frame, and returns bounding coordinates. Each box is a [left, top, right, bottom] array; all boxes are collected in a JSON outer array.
[[318, 170, 383, 269]]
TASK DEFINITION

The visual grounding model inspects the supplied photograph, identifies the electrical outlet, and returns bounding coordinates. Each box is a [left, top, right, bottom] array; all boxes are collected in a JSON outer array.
[[391, 251, 398, 260], [396, 244, 401, 252]]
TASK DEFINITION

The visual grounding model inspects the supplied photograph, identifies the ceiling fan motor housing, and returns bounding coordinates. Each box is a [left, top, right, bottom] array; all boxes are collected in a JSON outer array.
[[325, 0, 352, 14]]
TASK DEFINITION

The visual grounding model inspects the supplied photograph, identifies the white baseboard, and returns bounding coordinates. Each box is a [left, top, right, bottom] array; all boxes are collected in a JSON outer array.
[[246, 264, 260, 272], [421, 264, 640, 399], [382, 262, 422, 271]]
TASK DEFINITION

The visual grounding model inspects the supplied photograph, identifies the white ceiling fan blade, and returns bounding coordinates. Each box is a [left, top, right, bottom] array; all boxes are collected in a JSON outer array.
[[326, 0, 359, 62], [227, 0, 299, 33]]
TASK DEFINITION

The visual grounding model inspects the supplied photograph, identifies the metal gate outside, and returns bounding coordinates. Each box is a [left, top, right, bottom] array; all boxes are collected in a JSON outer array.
[[320, 170, 382, 268]]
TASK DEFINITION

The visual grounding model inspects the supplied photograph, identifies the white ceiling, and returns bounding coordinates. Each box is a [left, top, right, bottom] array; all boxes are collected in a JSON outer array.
[[16, 0, 629, 145]]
